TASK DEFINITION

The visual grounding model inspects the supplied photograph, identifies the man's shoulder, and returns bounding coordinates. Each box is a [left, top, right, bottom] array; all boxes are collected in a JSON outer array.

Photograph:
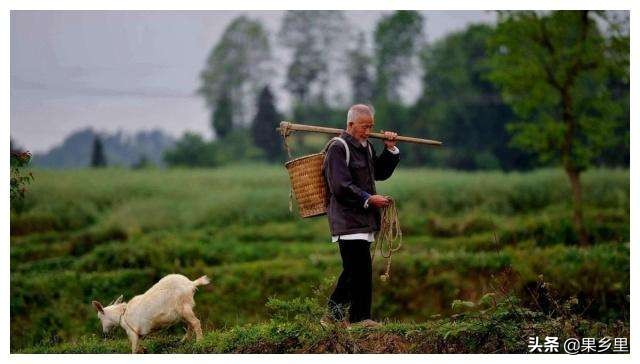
[[325, 138, 349, 157], [323, 139, 348, 173]]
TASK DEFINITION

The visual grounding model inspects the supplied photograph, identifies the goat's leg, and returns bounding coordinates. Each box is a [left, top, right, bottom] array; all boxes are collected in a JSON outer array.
[[182, 305, 203, 341], [180, 324, 193, 343], [128, 332, 141, 354]]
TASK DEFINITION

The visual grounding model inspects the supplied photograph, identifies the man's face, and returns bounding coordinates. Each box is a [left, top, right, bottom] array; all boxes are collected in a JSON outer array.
[[348, 114, 374, 143]]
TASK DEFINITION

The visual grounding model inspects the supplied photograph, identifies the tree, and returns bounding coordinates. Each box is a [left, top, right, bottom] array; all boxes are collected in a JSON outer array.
[[251, 86, 282, 162], [212, 91, 234, 139], [487, 11, 629, 245], [90, 136, 107, 168], [373, 11, 425, 103], [199, 16, 272, 134], [164, 130, 264, 168], [284, 43, 325, 105], [347, 32, 374, 104], [278, 11, 352, 106], [163, 132, 217, 167], [412, 24, 533, 170]]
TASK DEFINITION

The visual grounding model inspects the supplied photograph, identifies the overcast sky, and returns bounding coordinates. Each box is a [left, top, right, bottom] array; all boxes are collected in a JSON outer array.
[[10, 10, 496, 153]]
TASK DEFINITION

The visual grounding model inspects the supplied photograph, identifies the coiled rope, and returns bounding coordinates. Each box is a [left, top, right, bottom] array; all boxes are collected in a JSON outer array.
[[373, 197, 403, 282]]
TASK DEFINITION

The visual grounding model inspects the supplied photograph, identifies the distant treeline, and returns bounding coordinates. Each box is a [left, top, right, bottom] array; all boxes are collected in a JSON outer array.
[[22, 11, 629, 171], [25, 129, 176, 169], [165, 10, 628, 171]]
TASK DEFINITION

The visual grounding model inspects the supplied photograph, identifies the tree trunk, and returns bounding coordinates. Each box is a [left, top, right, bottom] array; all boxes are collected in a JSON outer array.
[[559, 52, 589, 246], [566, 167, 589, 245]]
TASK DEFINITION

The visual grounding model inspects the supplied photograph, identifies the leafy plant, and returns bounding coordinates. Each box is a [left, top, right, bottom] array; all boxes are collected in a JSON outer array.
[[10, 151, 34, 212]]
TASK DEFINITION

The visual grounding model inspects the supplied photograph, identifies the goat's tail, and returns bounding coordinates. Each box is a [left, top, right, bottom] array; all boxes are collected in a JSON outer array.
[[192, 275, 211, 287]]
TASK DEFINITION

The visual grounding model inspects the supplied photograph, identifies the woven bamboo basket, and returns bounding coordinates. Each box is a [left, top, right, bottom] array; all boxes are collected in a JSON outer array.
[[285, 152, 328, 218]]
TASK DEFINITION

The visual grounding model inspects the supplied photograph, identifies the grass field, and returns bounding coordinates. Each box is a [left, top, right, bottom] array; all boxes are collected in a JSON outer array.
[[10, 165, 630, 353]]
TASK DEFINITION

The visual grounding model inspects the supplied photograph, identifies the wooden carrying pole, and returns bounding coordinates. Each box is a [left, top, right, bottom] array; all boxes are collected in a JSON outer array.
[[277, 121, 442, 146]]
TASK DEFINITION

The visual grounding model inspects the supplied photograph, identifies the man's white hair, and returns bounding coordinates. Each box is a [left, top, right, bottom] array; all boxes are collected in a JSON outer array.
[[347, 104, 375, 125]]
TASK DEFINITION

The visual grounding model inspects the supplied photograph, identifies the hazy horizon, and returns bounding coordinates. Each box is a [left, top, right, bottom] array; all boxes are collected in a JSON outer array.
[[11, 10, 496, 154]]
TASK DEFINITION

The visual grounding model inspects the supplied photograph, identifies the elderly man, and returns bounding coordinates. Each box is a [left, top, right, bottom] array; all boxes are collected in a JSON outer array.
[[322, 104, 400, 327]]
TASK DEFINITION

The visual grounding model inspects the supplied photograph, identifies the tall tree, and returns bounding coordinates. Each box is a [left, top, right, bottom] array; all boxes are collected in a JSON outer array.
[[412, 24, 532, 170], [487, 11, 629, 245], [199, 16, 272, 134], [212, 91, 234, 139], [347, 32, 374, 104], [278, 11, 351, 106], [90, 136, 107, 168], [251, 86, 282, 162], [373, 11, 425, 103], [284, 42, 326, 106]]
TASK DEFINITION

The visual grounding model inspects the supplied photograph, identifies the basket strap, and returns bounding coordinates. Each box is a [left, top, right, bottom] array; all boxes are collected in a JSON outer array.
[[324, 137, 350, 166]]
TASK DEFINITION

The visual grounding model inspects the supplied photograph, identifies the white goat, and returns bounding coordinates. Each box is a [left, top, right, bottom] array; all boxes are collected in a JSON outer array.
[[91, 273, 210, 353]]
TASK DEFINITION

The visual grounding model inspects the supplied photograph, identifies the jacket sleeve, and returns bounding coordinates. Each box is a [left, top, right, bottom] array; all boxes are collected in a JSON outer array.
[[372, 143, 400, 181], [323, 142, 370, 208]]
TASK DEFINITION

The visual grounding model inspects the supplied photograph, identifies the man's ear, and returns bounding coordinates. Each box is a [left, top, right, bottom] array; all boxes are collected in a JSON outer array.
[[92, 300, 104, 313]]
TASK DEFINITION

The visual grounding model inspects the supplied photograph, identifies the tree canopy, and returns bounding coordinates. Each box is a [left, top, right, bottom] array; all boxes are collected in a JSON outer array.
[[199, 16, 272, 136], [374, 11, 425, 103], [487, 10, 629, 244]]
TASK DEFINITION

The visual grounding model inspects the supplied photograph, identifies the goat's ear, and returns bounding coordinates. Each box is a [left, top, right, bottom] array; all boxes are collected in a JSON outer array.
[[92, 300, 104, 313], [113, 295, 123, 305]]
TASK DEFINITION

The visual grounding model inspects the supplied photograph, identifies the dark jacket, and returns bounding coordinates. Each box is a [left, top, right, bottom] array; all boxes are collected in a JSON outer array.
[[323, 131, 400, 236]]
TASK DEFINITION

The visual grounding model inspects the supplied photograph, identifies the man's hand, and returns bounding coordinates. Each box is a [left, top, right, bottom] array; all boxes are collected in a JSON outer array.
[[367, 194, 391, 208], [381, 130, 398, 149]]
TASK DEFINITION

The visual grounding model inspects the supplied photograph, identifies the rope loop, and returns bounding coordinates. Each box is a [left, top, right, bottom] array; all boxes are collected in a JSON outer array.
[[280, 124, 294, 212], [373, 197, 402, 282], [280, 122, 293, 160]]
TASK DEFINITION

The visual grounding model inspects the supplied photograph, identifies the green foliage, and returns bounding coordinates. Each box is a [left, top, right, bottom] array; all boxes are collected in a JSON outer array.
[[251, 86, 283, 162], [199, 16, 272, 129], [347, 31, 374, 103], [487, 11, 629, 172], [164, 129, 265, 168], [213, 129, 266, 165], [413, 24, 533, 170], [278, 11, 351, 105], [90, 136, 106, 168], [10, 150, 34, 212], [163, 132, 218, 167], [212, 91, 234, 138], [20, 293, 628, 353], [10, 166, 628, 352], [487, 10, 629, 245], [370, 100, 411, 138], [374, 11, 424, 103], [180, 11, 630, 172], [266, 297, 324, 323]]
